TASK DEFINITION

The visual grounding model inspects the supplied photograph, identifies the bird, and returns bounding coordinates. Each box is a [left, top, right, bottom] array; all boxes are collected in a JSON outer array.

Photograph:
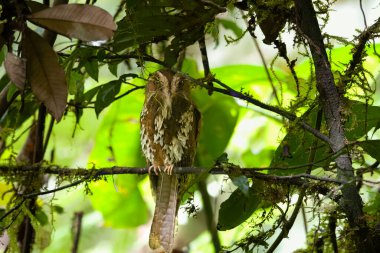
[[140, 69, 201, 253]]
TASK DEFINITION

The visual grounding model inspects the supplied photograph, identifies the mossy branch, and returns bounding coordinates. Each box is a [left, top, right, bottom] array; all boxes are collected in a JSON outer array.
[[0, 164, 346, 184]]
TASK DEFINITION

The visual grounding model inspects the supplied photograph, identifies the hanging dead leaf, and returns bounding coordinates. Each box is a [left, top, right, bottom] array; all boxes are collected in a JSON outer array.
[[22, 28, 67, 121], [4, 53, 26, 90], [27, 4, 117, 42]]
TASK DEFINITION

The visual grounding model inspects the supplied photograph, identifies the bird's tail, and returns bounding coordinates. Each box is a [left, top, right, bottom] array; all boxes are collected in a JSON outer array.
[[149, 173, 178, 253]]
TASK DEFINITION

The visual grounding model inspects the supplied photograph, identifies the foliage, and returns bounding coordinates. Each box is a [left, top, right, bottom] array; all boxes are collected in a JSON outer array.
[[0, 0, 379, 253]]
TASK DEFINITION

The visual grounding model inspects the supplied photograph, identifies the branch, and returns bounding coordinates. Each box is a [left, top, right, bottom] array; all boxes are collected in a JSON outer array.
[[294, 0, 375, 251], [188, 75, 332, 145], [0, 165, 344, 185], [71, 212, 83, 253], [345, 17, 380, 82]]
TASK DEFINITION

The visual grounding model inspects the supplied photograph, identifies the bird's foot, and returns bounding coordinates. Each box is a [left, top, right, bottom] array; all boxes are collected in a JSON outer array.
[[148, 165, 161, 175], [163, 165, 174, 175]]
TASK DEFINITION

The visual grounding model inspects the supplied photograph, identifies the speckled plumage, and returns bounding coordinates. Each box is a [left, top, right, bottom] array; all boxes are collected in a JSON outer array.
[[140, 69, 200, 253]]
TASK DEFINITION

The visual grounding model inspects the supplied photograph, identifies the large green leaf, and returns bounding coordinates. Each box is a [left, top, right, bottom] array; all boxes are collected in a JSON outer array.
[[211, 65, 275, 88], [89, 86, 145, 167], [217, 186, 262, 231], [358, 140, 380, 161], [89, 86, 147, 228], [90, 175, 148, 228], [193, 91, 239, 167]]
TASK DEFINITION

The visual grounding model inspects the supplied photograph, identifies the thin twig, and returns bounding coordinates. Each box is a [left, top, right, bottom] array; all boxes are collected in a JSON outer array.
[[0, 199, 26, 224], [197, 180, 220, 252], [71, 212, 84, 253]]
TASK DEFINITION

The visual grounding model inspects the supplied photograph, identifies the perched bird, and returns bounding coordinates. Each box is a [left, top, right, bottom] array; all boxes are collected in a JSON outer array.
[[140, 69, 201, 253]]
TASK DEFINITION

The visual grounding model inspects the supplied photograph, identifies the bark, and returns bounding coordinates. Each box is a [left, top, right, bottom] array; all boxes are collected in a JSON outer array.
[[16, 1, 68, 252], [294, 0, 375, 252]]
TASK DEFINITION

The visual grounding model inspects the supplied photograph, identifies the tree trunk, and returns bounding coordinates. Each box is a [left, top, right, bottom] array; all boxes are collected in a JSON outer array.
[[294, 0, 375, 252]]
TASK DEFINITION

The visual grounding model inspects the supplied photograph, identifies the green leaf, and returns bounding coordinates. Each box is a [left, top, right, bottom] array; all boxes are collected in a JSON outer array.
[[83, 86, 101, 103], [164, 27, 203, 66], [52, 205, 64, 214], [6, 83, 18, 102], [35, 208, 49, 226], [113, 1, 224, 52], [0, 74, 10, 91], [67, 70, 84, 96], [84, 60, 99, 81], [270, 100, 380, 175], [345, 101, 380, 140], [89, 85, 145, 167], [270, 107, 330, 175], [210, 65, 287, 99], [90, 175, 148, 228], [358, 140, 380, 161], [94, 80, 121, 117], [217, 18, 243, 38], [0, 99, 39, 129], [108, 62, 119, 77], [217, 186, 261, 231], [193, 91, 239, 167], [0, 43, 7, 65], [231, 175, 249, 196]]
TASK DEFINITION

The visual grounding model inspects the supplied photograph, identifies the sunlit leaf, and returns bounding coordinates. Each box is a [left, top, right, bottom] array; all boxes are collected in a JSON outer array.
[[27, 4, 117, 42], [89, 88, 148, 228], [90, 176, 148, 228], [4, 52, 26, 90], [217, 186, 261, 231], [22, 28, 67, 121], [193, 91, 239, 167], [0, 182, 12, 207], [89, 85, 145, 168], [211, 65, 287, 94]]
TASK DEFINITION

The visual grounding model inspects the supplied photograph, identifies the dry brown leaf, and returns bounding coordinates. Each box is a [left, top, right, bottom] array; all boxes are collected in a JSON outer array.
[[27, 4, 117, 42], [4, 53, 26, 90], [22, 28, 67, 121]]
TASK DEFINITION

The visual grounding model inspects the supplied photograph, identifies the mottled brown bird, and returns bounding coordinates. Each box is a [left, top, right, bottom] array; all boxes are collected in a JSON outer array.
[[140, 69, 201, 253]]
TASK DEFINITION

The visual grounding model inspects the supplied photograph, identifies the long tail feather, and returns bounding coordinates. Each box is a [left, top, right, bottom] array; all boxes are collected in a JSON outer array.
[[149, 174, 178, 253]]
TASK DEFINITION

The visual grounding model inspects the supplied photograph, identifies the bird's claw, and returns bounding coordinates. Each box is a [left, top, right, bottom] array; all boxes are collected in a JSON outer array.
[[164, 165, 174, 175], [148, 165, 174, 175], [148, 165, 161, 175]]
